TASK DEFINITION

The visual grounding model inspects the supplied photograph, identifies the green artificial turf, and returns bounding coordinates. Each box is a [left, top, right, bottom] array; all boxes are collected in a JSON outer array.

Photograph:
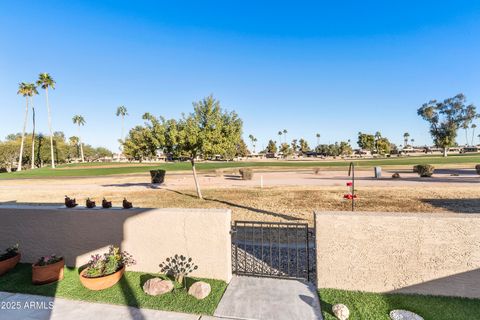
[[319, 288, 480, 320], [0, 263, 227, 315], [1, 153, 480, 179]]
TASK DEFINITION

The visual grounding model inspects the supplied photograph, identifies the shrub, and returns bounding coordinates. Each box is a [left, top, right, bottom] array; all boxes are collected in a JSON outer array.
[[35, 255, 63, 266], [84, 246, 135, 278], [0, 244, 19, 262], [413, 165, 419, 173], [416, 164, 435, 177], [239, 168, 254, 180], [475, 164, 480, 175], [150, 170, 166, 184], [392, 172, 400, 179]]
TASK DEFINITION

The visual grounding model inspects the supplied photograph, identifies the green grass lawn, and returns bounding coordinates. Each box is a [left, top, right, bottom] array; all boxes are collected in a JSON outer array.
[[1, 153, 480, 179], [319, 288, 480, 320], [0, 263, 227, 315]]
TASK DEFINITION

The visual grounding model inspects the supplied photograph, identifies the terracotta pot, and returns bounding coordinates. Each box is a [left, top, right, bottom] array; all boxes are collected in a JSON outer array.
[[79, 266, 125, 290], [0, 253, 21, 276], [32, 258, 65, 285]]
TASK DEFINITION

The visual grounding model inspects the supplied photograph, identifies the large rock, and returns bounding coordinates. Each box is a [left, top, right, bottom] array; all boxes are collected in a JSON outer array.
[[188, 281, 211, 300], [389, 310, 424, 320], [143, 278, 174, 296], [332, 304, 349, 320]]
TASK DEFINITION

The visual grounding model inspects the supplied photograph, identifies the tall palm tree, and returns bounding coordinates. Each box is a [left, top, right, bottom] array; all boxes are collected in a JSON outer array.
[[316, 133, 320, 146], [248, 134, 257, 153], [403, 132, 410, 147], [72, 115, 86, 162], [27, 83, 39, 169], [16, 83, 33, 171], [37, 73, 56, 168], [116, 105, 128, 152], [471, 124, 477, 146], [283, 129, 288, 143], [461, 122, 469, 146], [277, 131, 282, 144]]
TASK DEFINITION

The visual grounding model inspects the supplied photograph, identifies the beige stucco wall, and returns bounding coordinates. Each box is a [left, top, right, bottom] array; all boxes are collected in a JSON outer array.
[[316, 211, 480, 298], [0, 206, 232, 282]]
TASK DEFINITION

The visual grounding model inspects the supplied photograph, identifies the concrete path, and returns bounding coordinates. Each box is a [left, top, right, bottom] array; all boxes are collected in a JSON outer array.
[[0, 291, 226, 320], [214, 276, 323, 320]]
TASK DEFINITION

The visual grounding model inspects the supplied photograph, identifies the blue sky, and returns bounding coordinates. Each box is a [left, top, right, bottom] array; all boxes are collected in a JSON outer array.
[[1, 1, 480, 151]]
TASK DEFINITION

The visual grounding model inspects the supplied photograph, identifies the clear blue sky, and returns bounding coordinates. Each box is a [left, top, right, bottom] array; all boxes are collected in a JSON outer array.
[[1, 1, 479, 151]]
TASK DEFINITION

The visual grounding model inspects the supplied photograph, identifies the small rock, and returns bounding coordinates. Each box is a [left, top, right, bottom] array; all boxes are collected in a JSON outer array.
[[389, 310, 424, 320], [143, 278, 173, 296], [188, 281, 211, 300], [332, 303, 349, 320]]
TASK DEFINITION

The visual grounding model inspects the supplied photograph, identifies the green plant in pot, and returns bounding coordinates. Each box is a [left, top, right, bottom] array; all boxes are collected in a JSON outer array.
[[80, 246, 136, 290], [32, 255, 65, 285], [159, 255, 198, 288], [0, 244, 20, 276]]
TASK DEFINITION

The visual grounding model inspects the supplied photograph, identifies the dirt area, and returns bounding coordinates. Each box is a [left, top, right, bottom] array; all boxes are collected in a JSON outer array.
[[1, 168, 479, 225]]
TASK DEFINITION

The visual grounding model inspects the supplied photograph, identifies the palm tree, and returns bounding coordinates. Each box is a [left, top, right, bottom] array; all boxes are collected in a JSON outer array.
[[316, 133, 320, 146], [116, 105, 128, 151], [248, 134, 257, 153], [283, 129, 288, 143], [461, 122, 469, 146], [403, 132, 410, 147], [72, 115, 86, 162], [471, 124, 477, 146], [16, 83, 32, 171], [29, 83, 39, 169], [278, 131, 282, 144], [411, 139, 415, 146], [37, 73, 56, 168]]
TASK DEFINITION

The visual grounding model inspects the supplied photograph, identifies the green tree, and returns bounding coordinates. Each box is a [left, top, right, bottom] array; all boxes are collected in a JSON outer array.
[[176, 96, 242, 198], [418, 94, 478, 157], [316, 133, 320, 146], [72, 115, 86, 162], [357, 132, 375, 153], [16, 83, 32, 171], [299, 138, 310, 153], [282, 129, 288, 143], [376, 137, 391, 155], [339, 141, 353, 156], [0, 139, 20, 172], [123, 126, 158, 161], [403, 132, 410, 147], [291, 139, 298, 153], [37, 73, 56, 168], [116, 105, 128, 151], [266, 140, 277, 153], [279, 142, 292, 158], [248, 134, 257, 153], [236, 139, 249, 157]]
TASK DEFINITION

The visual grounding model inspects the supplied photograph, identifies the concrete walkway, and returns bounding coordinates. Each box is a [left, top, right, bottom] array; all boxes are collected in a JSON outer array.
[[0, 291, 225, 320], [214, 276, 323, 320]]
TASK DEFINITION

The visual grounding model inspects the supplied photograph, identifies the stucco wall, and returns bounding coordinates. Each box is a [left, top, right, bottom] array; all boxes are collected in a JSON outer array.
[[0, 206, 232, 282], [315, 211, 480, 298]]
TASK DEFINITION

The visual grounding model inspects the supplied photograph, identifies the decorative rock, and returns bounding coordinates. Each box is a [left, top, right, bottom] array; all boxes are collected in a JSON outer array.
[[332, 304, 349, 320], [142, 278, 173, 296], [188, 281, 211, 300], [389, 310, 424, 320]]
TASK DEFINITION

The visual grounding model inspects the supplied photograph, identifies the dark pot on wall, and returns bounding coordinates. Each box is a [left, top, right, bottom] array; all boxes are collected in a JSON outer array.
[[0, 253, 21, 276], [150, 170, 166, 184], [79, 266, 125, 291], [32, 258, 65, 285]]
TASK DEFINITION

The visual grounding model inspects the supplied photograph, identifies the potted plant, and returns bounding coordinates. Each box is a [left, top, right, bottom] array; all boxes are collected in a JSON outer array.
[[32, 255, 64, 285], [0, 244, 20, 276], [79, 246, 135, 290]]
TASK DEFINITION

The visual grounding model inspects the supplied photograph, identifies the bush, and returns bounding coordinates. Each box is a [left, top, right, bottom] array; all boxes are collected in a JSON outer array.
[[475, 164, 480, 175], [239, 168, 254, 180], [392, 172, 400, 179], [150, 169, 166, 184], [416, 164, 435, 177], [413, 165, 419, 173]]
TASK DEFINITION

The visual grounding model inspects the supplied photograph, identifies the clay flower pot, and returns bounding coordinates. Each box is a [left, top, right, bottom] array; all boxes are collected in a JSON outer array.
[[32, 258, 65, 285], [79, 266, 125, 291], [0, 253, 21, 276]]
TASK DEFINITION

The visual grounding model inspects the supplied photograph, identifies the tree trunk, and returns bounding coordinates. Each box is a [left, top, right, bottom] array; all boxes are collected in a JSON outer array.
[[78, 126, 85, 162], [121, 115, 124, 153], [31, 105, 36, 169], [46, 88, 55, 168], [443, 147, 448, 157], [18, 97, 29, 171], [191, 158, 203, 199], [472, 128, 476, 146]]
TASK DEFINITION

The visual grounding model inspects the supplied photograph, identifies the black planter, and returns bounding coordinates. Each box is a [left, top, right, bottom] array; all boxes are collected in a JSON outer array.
[[150, 170, 166, 184]]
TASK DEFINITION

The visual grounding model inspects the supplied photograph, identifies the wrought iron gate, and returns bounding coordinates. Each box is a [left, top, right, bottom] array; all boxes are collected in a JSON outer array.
[[231, 221, 314, 281]]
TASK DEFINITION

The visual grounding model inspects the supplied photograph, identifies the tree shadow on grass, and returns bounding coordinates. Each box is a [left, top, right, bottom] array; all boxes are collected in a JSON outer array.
[[421, 198, 480, 213], [165, 189, 303, 221]]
